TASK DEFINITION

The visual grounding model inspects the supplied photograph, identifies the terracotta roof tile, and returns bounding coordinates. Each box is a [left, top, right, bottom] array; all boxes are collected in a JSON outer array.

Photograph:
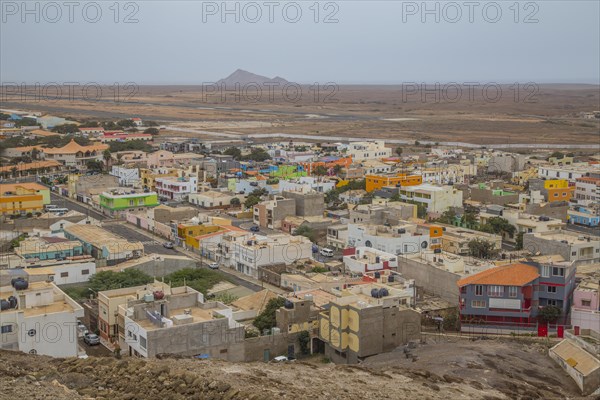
[[457, 263, 539, 287]]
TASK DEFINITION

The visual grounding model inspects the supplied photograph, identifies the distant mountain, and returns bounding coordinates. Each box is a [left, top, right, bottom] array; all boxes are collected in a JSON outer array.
[[216, 69, 290, 87]]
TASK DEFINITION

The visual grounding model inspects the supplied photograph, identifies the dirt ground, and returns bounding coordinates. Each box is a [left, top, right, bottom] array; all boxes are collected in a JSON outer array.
[[0, 337, 594, 400], [2, 84, 599, 145]]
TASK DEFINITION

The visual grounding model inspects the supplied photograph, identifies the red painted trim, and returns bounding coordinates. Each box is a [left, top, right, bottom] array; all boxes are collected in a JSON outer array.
[[540, 282, 565, 287]]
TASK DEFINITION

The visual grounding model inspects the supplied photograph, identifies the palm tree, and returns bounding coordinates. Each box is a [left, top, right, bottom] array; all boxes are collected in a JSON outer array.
[[103, 149, 112, 172]]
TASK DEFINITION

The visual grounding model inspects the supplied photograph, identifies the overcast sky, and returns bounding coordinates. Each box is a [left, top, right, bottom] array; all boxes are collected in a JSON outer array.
[[2, 1, 599, 84]]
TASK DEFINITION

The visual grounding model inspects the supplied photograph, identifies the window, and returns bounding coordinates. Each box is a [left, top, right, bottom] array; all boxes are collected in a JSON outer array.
[[508, 286, 518, 298], [547, 286, 557, 293], [1, 325, 13, 334], [541, 266, 550, 277], [488, 286, 504, 297], [475, 285, 483, 296], [60, 272, 69, 278], [581, 300, 591, 307], [552, 267, 564, 277], [82, 269, 89, 275], [547, 299, 558, 306], [140, 336, 147, 349], [472, 300, 486, 308], [572, 251, 577, 256]]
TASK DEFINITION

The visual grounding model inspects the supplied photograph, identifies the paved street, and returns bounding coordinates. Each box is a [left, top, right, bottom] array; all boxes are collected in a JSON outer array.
[[102, 222, 178, 256], [49, 193, 106, 221]]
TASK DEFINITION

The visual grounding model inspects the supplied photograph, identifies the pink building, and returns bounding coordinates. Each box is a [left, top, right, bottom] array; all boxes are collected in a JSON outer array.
[[571, 279, 599, 330]]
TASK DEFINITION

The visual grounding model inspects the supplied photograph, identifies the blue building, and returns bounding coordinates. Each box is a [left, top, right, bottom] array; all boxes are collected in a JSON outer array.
[[568, 205, 600, 227]]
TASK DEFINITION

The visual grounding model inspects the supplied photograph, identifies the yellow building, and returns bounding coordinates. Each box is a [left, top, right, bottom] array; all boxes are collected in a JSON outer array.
[[365, 173, 422, 193], [544, 179, 574, 202], [140, 168, 179, 191], [318, 283, 421, 363], [177, 223, 222, 249], [0, 183, 50, 215]]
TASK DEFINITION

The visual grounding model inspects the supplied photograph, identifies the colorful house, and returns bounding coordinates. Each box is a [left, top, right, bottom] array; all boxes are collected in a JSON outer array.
[[545, 179, 575, 202], [0, 183, 50, 215], [177, 223, 222, 250], [365, 173, 423, 193], [99, 190, 159, 217]]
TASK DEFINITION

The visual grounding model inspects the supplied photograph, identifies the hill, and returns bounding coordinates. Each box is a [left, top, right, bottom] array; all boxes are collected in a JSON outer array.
[[216, 69, 290, 87]]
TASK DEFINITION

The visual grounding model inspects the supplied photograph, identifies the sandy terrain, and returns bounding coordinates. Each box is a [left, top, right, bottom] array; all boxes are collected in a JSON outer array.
[[2, 84, 599, 145]]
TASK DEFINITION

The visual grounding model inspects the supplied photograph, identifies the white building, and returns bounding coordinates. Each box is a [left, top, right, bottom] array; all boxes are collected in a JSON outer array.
[[155, 176, 198, 201], [343, 247, 398, 273], [222, 232, 313, 279], [345, 141, 392, 161], [396, 183, 463, 214], [278, 177, 335, 194], [574, 176, 600, 206], [188, 190, 239, 209], [111, 166, 141, 187], [0, 281, 83, 357], [538, 164, 599, 182], [24, 260, 97, 285], [347, 223, 440, 255]]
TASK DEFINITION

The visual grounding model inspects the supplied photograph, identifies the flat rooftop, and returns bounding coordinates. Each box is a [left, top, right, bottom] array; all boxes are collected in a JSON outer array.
[[136, 305, 218, 331]]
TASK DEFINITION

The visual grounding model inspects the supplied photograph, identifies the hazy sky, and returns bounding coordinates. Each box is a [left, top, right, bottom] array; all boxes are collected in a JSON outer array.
[[2, 1, 599, 84]]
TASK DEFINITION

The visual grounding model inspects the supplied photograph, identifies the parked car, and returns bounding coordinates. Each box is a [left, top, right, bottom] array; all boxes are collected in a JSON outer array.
[[163, 242, 174, 249], [208, 262, 219, 270], [83, 332, 100, 346], [250, 225, 260, 232], [319, 247, 335, 257], [271, 356, 295, 363]]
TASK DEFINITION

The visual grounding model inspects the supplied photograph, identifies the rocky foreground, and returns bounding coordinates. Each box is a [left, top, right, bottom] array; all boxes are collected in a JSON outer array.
[[0, 338, 589, 400]]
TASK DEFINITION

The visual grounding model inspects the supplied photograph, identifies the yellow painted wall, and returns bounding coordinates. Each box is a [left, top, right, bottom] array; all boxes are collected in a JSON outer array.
[[544, 179, 569, 189]]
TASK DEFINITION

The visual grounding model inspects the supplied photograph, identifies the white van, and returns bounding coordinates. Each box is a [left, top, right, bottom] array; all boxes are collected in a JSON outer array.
[[319, 248, 334, 257]]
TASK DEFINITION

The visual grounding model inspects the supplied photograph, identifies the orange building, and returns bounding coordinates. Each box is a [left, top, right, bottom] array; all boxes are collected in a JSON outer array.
[[0, 183, 50, 215], [365, 173, 423, 192], [299, 157, 353, 175]]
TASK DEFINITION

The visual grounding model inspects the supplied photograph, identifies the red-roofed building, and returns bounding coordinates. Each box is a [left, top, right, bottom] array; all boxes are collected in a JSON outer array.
[[457, 262, 576, 333]]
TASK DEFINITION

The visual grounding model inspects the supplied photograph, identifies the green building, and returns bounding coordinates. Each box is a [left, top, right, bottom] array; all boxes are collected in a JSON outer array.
[[99, 190, 159, 217]]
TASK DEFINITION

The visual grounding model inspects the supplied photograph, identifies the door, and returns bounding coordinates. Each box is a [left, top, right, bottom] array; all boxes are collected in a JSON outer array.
[[287, 344, 295, 359], [263, 349, 270, 362]]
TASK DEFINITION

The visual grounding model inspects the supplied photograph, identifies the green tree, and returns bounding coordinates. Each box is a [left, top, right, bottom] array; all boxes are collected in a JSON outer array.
[[538, 305, 562, 323], [242, 148, 270, 162], [244, 195, 261, 209], [86, 160, 104, 172], [117, 119, 136, 128], [88, 269, 153, 293], [15, 117, 41, 127], [480, 217, 515, 238], [223, 147, 242, 160], [298, 330, 311, 355], [51, 124, 79, 134], [293, 225, 316, 242], [515, 232, 524, 250], [437, 209, 456, 225], [164, 268, 226, 295], [314, 165, 328, 176], [332, 164, 343, 175], [144, 127, 159, 135], [230, 197, 241, 207], [253, 297, 286, 333], [395, 147, 403, 156], [468, 238, 499, 259]]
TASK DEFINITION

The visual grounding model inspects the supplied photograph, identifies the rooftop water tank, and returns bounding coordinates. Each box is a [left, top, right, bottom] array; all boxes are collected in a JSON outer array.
[[374, 272, 381, 279], [7, 296, 17, 309], [371, 288, 380, 298], [388, 275, 395, 283], [0, 299, 9, 311], [304, 294, 314, 302], [153, 291, 165, 300], [379, 288, 389, 297], [13, 279, 29, 291], [143, 293, 154, 302], [284, 299, 294, 309]]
